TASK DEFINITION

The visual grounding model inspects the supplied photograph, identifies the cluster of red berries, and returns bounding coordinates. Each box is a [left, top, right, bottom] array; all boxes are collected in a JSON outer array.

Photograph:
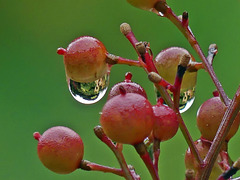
[[33, 72, 180, 174], [35, 35, 240, 179], [100, 72, 179, 145], [33, 1, 240, 178]]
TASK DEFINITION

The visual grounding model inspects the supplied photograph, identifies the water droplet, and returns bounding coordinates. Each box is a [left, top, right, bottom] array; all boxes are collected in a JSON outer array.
[[158, 12, 164, 17], [155, 87, 196, 113], [68, 73, 109, 104]]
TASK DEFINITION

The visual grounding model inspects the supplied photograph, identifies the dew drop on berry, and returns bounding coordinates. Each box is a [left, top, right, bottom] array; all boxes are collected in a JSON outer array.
[[68, 73, 109, 104], [155, 87, 195, 113]]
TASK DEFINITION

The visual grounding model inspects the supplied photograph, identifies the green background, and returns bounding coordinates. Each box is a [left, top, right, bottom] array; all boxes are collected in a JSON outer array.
[[1, 0, 240, 179]]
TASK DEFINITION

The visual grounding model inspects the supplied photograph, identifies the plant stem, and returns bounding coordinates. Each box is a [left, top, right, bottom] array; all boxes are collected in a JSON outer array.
[[106, 54, 142, 67], [201, 85, 240, 179], [153, 138, 161, 171], [157, 4, 230, 106], [187, 62, 204, 72], [217, 157, 240, 180], [94, 126, 135, 180], [176, 112, 203, 165], [134, 143, 160, 180], [79, 160, 124, 177], [121, 22, 202, 166]]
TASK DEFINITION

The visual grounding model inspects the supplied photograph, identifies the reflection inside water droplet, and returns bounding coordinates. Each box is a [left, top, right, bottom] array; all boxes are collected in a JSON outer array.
[[155, 87, 196, 113], [68, 73, 109, 104]]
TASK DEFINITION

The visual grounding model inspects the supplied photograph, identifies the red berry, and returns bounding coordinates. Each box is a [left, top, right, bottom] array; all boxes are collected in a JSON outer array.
[[197, 96, 240, 142], [185, 139, 228, 180], [100, 86, 154, 145], [154, 47, 197, 92], [57, 36, 108, 83], [127, 0, 160, 11], [34, 126, 84, 174], [107, 72, 147, 100], [152, 103, 179, 141]]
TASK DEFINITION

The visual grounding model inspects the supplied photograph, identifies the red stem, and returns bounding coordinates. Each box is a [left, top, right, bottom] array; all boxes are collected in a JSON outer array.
[[143, 49, 159, 73], [122, 23, 202, 165], [117, 56, 142, 67], [173, 75, 182, 110], [141, 153, 160, 180], [153, 139, 161, 171], [126, 32, 139, 49], [94, 126, 135, 180], [134, 143, 160, 180], [80, 160, 124, 177]]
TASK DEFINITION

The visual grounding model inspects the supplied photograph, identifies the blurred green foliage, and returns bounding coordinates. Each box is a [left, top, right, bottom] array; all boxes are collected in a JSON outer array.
[[0, 0, 240, 179]]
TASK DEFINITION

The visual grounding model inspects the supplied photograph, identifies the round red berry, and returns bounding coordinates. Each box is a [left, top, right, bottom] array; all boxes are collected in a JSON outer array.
[[197, 96, 240, 142], [152, 103, 179, 141], [34, 126, 84, 174], [57, 36, 108, 83], [100, 87, 154, 145]]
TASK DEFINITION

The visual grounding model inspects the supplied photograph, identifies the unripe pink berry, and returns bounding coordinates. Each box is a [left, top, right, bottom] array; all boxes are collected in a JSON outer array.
[[154, 47, 197, 92]]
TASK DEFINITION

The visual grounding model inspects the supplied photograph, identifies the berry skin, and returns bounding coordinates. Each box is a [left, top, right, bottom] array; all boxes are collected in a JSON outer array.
[[185, 139, 228, 180], [197, 96, 240, 142], [100, 86, 154, 145], [34, 126, 84, 174], [127, 0, 160, 11], [57, 36, 108, 83], [107, 72, 147, 100], [154, 47, 197, 92], [152, 103, 179, 141]]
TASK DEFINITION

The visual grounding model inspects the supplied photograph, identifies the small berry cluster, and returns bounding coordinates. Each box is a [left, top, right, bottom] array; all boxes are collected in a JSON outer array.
[[33, 0, 240, 179]]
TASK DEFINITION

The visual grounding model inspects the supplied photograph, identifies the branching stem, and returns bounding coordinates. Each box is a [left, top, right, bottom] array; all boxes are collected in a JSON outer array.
[[94, 126, 136, 180], [201, 86, 240, 179], [134, 143, 160, 180], [157, 4, 231, 106], [120, 22, 203, 165]]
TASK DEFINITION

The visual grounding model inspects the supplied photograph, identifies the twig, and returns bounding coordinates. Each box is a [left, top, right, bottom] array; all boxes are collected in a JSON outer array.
[[106, 53, 142, 67], [94, 126, 136, 180], [201, 86, 240, 179], [154, 1, 231, 106], [120, 22, 203, 165], [153, 138, 161, 171], [134, 143, 160, 180], [79, 160, 124, 177], [217, 158, 240, 180]]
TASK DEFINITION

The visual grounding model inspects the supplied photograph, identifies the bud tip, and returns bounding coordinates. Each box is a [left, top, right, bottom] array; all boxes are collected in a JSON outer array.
[[33, 132, 41, 141], [120, 23, 132, 36], [57, 47, 66, 55]]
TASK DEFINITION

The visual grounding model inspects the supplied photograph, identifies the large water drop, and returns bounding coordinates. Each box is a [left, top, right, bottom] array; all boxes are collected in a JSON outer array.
[[68, 73, 109, 104], [155, 87, 195, 113]]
